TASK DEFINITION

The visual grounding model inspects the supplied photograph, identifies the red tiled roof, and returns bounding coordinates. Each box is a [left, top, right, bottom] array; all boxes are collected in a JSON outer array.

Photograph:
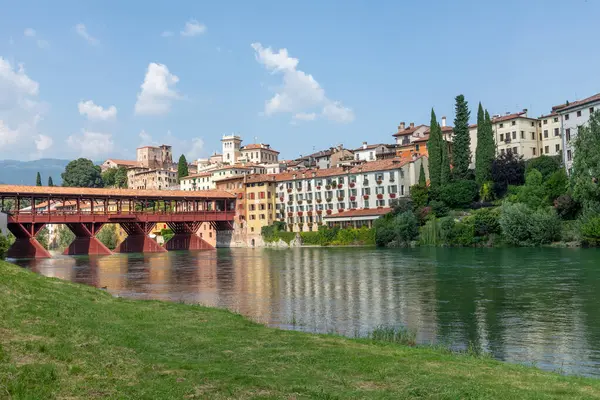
[[392, 124, 428, 137], [182, 172, 213, 179], [554, 93, 600, 112], [352, 143, 388, 152], [0, 185, 235, 199], [104, 159, 140, 167], [491, 111, 535, 123], [241, 143, 280, 153], [324, 207, 392, 219]]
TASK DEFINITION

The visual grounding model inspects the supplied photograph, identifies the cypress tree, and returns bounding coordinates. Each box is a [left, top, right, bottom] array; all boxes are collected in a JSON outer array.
[[177, 154, 189, 181], [440, 133, 451, 185], [452, 94, 471, 179], [36, 172, 42, 186], [418, 163, 426, 186], [475, 105, 495, 185], [427, 109, 442, 189], [48, 176, 54, 187]]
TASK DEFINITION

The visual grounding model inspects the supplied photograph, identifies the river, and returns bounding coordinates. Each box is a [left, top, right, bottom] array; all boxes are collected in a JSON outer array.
[[13, 247, 600, 377]]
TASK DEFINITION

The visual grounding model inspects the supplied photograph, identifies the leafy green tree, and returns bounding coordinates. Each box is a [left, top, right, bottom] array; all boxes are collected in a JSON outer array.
[[499, 203, 560, 246], [61, 158, 103, 188], [572, 111, 600, 207], [544, 169, 568, 203], [37, 226, 50, 249], [440, 179, 479, 208], [114, 166, 128, 188], [491, 151, 525, 198], [452, 94, 471, 179], [56, 226, 75, 250], [97, 224, 119, 250], [0, 230, 11, 259], [418, 163, 426, 186], [427, 109, 442, 189], [475, 106, 495, 186], [526, 155, 562, 180], [516, 169, 546, 209], [102, 168, 117, 187], [48, 176, 54, 187], [409, 185, 428, 209], [36, 172, 42, 186], [177, 154, 189, 181]]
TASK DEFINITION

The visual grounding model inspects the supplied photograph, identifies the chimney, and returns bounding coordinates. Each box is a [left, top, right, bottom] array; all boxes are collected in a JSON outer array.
[[410, 122, 415, 128], [399, 122, 406, 130], [362, 141, 367, 149], [522, 108, 528, 117], [441, 116, 447, 127]]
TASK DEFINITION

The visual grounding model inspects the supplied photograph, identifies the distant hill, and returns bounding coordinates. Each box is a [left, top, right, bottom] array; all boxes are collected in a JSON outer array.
[[0, 159, 71, 186]]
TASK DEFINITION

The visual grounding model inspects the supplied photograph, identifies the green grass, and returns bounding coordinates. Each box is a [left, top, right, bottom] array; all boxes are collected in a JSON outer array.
[[1, 260, 600, 399]]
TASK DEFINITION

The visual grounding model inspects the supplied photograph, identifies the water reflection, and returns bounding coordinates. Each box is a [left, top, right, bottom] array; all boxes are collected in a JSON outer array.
[[14, 247, 600, 377]]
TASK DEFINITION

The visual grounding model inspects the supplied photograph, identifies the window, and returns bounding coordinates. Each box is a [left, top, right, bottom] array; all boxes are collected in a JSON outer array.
[[401, 185, 405, 195], [350, 201, 357, 209], [361, 187, 371, 195], [415, 144, 420, 151], [499, 123, 504, 128], [388, 185, 398, 194], [531, 132, 536, 140], [512, 121, 516, 126], [555, 144, 560, 152], [532, 148, 536, 156], [500, 149, 505, 155], [544, 130, 548, 138], [590, 107, 595, 114], [577, 110, 582, 117], [567, 150, 572, 161], [376, 200, 385, 207], [531, 121, 535, 127], [545, 146, 549, 154], [513, 147, 518, 154], [500, 133, 504, 141], [520, 131, 525, 139], [375, 186, 385, 195], [554, 128, 559, 137], [389, 171, 395, 181], [566, 128, 571, 142], [543, 119, 548, 125], [540, 147, 543, 154], [565, 113, 570, 120], [364, 200, 370, 209], [512, 131, 516, 139]]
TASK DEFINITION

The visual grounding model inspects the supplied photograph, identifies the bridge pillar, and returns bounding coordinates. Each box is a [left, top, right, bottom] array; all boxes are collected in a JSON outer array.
[[115, 222, 167, 253], [164, 222, 214, 251], [6, 223, 52, 259], [63, 223, 113, 256]]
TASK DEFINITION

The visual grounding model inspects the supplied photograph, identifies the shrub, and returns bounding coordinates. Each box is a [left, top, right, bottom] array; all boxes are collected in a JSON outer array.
[[440, 179, 479, 208], [544, 169, 569, 202], [479, 181, 495, 202], [391, 197, 414, 215], [416, 206, 432, 225], [0, 230, 10, 259], [395, 211, 419, 245], [526, 155, 562, 180], [499, 203, 560, 246], [428, 200, 449, 217], [409, 185, 428, 209], [516, 169, 546, 209], [469, 208, 501, 237], [554, 194, 580, 220], [419, 219, 441, 246], [452, 222, 475, 246], [580, 217, 600, 246]]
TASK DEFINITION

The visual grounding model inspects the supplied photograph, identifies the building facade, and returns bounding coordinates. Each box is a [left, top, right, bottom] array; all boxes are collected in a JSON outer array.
[[245, 174, 278, 235], [274, 157, 427, 232], [240, 143, 280, 164], [538, 112, 562, 157]]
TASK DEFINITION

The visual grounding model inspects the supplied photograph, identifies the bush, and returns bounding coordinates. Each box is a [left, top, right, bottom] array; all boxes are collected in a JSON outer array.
[[374, 211, 418, 247], [469, 208, 501, 237], [428, 200, 449, 217], [391, 197, 414, 215], [479, 181, 495, 202], [580, 217, 600, 246], [0, 230, 10, 259], [544, 169, 569, 202], [499, 203, 561, 246], [515, 169, 546, 209], [439, 217, 475, 246], [409, 185, 428, 209], [440, 179, 479, 208], [419, 219, 441, 246], [262, 222, 295, 244], [526, 155, 561, 180], [554, 194, 580, 220], [416, 206, 432, 225], [491, 152, 525, 198]]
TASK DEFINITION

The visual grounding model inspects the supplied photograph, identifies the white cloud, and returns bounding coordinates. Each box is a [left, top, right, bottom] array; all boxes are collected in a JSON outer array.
[[293, 112, 317, 121], [24, 28, 36, 37], [161, 31, 174, 38], [67, 130, 114, 158], [23, 28, 49, 48], [138, 129, 204, 160], [180, 20, 206, 37], [138, 129, 154, 145], [74, 23, 99, 45], [0, 57, 39, 105], [0, 120, 19, 147], [35, 134, 53, 151], [134, 63, 180, 116], [78, 100, 117, 121], [251, 43, 354, 123]]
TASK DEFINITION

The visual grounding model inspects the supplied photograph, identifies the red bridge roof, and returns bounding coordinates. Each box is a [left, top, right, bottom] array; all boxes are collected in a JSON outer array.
[[0, 185, 235, 200]]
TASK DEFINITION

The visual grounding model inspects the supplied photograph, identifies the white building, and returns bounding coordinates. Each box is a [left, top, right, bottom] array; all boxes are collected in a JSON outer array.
[[221, 135, 242, 164], [556, 93, 600, 172], [274, 157, 428, 232], [353, 143, 394, 162]]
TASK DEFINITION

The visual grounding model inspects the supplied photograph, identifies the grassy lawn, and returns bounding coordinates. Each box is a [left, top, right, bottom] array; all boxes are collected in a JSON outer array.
[[1, 260, 599, 399]]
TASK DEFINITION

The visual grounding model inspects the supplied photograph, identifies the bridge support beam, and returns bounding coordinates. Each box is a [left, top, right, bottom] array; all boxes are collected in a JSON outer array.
[[63, 223, 113, 256], [115, 222, 166, 253], [6, 223, 52, 259], [165, 222, 214, 251]]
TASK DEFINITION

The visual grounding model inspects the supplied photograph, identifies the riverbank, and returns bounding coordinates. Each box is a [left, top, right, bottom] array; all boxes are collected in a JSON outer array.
[[1, 261, 599, 399]]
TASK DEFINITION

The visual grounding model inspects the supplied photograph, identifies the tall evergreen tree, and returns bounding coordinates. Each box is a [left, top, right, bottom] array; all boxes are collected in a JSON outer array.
[[36, 172, 42, 186], [177, 154, 189, 181], [440, 135, 451, 184], [452, 94, 471, 179], [427, 109, 442, 189], [418, 163, 426, 186], [48, 176, 54, 187], [475, 105, 495, 185]]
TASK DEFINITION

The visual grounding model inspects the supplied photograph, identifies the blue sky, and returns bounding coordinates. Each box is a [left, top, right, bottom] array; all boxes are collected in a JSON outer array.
[[1, 0, 599, 162]]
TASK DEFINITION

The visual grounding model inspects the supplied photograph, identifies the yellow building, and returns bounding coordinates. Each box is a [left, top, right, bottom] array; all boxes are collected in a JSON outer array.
[[538, 112, 562, 157], [244, 174, 277, 235]]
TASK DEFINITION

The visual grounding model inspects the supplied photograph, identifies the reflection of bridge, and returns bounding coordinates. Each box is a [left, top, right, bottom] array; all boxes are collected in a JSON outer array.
[[0, 185, 236, 258]]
